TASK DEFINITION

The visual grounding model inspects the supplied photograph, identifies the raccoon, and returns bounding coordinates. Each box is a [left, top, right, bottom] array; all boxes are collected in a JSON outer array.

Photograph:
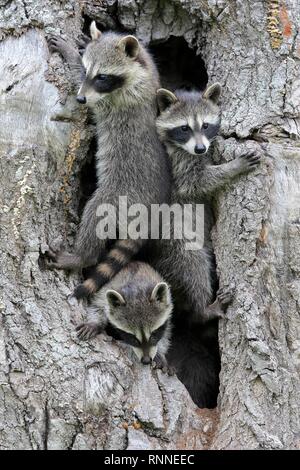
[[45, 22, 171, 299], [154, 85, 260, 407], [154, 84, 261, 323], [76, 261, 173, 371]]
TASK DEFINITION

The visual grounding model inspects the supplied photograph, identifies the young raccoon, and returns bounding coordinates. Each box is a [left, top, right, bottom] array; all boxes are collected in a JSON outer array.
[[45, 22, 171, 299], [76, 261, 173, 370], [155, 84, 261, 323]]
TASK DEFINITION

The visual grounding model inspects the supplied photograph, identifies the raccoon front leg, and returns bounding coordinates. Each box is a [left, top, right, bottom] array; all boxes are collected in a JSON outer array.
[[76, 303, 107, 341], [43, 248, 84, 271], [76, 322, 104, 340], [44, 191, 108, 271], [152, 354, 176, 376], [198, 150, 262, 196], [75, 33, 90, 54], [204, 286, 234, 319], [47, 35, 83, 87]]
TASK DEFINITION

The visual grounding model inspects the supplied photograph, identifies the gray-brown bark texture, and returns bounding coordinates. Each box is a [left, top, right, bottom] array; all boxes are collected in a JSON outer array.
[[0, 0, 299, 450]]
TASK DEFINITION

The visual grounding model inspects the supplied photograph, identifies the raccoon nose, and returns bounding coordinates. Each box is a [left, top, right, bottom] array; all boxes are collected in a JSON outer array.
[[76, 95, 87, 104], [194, 144, 206, 154], [141, 356, 152, 365]]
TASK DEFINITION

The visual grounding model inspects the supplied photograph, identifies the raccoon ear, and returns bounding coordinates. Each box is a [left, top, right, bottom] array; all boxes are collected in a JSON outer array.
[[106, 290, 126, 308], [151, 282, 171, 306], [202, 83, 221, 104], [117, 35, 140, 59], [157, 89, 178, 113], [90, 21, 102, 41]]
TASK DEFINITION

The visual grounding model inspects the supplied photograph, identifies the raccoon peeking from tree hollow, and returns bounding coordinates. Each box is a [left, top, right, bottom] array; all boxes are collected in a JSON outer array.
[[44, 22, 171, 298], [153, 84, 262, 408], [76, 261, 174, 373], [154, 84, 262, 324]]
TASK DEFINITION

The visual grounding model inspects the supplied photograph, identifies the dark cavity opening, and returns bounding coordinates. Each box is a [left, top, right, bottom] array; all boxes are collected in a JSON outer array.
[[78, 137, 97, 216], [149, 36, 208, 91]]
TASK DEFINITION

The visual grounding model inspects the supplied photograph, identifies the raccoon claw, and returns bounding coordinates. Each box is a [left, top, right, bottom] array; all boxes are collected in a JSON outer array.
[[47, 35, 65, 54], [42, 247, 81, 272], [76, 34, 90, 52], [43, 259, 60, 270], [204, 287, 234, 320], [217, 287, 234, 307], [76, 322, 103, 340], [45, 246, 59, 261], [166, 365, 176, 376], [41, 246, 61, 270], [39, 247, 58, 270], [47, 36, 80, 64], [152, 357, 175, 375], [238, 150, 262, 170]]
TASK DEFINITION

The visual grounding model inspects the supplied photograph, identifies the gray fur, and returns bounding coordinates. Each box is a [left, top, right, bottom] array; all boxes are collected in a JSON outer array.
[[155, 86, 262, 323], [76, 261, 173, 369], [45, 27, 171, 296]]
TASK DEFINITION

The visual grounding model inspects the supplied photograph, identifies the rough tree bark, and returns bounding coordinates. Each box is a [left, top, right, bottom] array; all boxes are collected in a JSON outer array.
[[0, 0, 299, 450]]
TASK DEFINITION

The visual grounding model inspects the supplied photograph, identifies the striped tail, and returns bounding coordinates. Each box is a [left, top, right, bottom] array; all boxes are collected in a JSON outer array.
[[73, 239, 145, 299]]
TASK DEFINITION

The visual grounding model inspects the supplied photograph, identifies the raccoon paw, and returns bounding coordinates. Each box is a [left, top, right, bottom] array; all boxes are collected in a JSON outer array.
[[47, 35, 68, 55], [237, 150, 262, 172], [47, 36, 80, 63], [152, 357, 175, 376], [39, 246, 60, 270], [204, 286, 234, 320], [217, 286, 234, 308], [42, 247, 82, 271], [76, 34, 90, 53], [40, 247, 62, 270], [166, 365, 177, 376], [76, 322, 103, 341]]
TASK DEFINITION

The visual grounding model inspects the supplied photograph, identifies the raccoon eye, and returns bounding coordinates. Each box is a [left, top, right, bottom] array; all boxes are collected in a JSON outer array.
[[128, 336, 141, 347], [94, 74, 107, 82], [111, 327, 141, 347], [203, 122, 209, 129], [149, 322, 168, 345], [181, 125, 190, 132]]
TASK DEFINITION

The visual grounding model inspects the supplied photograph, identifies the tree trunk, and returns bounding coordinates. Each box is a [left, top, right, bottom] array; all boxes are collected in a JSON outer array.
[[0, 0, 299, 450]]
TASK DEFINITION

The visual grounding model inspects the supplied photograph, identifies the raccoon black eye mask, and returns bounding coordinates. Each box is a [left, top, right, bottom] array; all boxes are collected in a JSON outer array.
[[166, 126, 193, 144], [166, 122, 220, 145], [106, 324, 141, 347], [148, 322, 168, 345], [203, 122, 220, 140], [81, 68, 126, 93], [106, 321, 168, 347], [92, 74, 126, 93]]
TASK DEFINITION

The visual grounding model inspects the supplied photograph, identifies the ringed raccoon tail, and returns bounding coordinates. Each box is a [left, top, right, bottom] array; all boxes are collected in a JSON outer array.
[[73, 239, 145, 299]]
